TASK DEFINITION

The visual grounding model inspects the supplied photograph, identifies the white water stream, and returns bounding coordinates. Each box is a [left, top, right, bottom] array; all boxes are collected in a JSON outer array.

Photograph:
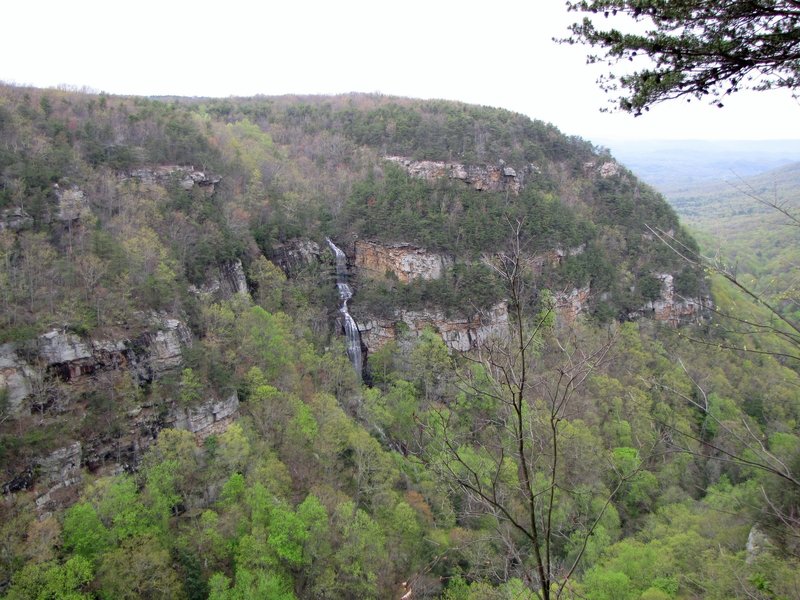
[[326, 238, 363, 378]]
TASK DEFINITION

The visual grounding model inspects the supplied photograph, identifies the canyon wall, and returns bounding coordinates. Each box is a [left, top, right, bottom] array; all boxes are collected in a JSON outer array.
[[385, 156, 524, 194], [355, 240, 452, 283], [359, 302, 509, 353]]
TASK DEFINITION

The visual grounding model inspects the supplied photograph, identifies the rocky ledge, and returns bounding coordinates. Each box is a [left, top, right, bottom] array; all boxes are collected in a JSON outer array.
[[359, 302, 509, 353], [127, 165, 221, 193], [1, 316, 193, 416], [271, 239, 323, 277], [189, 259, 249, 300], [631, 273, 712, 326], [385, 156, 527, 194], [355, 240, 452, 283]]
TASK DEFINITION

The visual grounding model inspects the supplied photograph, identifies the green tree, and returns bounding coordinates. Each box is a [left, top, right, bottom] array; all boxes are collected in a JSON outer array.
[[564, 0, 800, 114], [95, 536, 187, 600], [250, 255, 286, 313], [62, 502, 112, 562], [3, 556, 93, 600], [179, 367, 204, 406]]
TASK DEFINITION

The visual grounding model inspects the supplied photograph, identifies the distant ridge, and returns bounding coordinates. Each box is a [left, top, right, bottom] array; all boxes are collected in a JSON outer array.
[[601, 139, 800, 193]]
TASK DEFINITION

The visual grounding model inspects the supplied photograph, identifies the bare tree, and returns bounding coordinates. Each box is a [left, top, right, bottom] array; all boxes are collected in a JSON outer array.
[[415, 220, 638, 599]]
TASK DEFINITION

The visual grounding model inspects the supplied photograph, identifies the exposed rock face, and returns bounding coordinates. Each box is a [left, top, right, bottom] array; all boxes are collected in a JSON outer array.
[[0, 343, 36, 414], [355, 240, 452, 283], [0, 207, 33, 231], [634, 273, 711, 326], [359, 302, 509, 352], [271, 239, 323, 276], [746, 525, 773, 564], [128, 165, 221, 193], [1, 317, 194, 416], [80, 407, 164, 477], [189, 259, 249, 300], [555, 286, 592, 324], [34, 441, 83, 515], [167, 393, 240, 438], [385, 156, 524, 194], [39, 330, 93, 371], [137, 318, 193, 380], [54, 186, 91, 222], [584, 160, 622, 178]]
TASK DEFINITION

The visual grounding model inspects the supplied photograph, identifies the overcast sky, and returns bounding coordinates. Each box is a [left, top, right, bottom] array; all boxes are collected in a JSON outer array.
[[3, 0, 799, 144]]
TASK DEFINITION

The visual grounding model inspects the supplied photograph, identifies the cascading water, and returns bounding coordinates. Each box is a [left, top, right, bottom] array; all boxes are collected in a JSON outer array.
[[326, 238, 363, 378]]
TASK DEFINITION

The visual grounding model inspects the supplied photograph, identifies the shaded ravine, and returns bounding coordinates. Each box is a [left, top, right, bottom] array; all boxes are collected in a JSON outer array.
[[326, 238, 363, 378]]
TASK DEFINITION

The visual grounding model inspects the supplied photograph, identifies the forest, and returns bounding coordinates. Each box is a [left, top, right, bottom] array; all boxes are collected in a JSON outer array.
[[0, 83, 798, 599]]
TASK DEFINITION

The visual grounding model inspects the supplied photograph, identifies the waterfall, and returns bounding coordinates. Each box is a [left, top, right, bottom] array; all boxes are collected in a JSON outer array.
[[326, 238, 363, 378]]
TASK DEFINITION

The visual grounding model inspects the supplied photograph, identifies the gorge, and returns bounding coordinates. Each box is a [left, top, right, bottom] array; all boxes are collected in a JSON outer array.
[[0, 86, 796, 600]]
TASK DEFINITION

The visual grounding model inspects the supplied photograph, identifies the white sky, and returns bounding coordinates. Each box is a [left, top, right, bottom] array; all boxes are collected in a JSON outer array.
[[3, 0, 799, 143]]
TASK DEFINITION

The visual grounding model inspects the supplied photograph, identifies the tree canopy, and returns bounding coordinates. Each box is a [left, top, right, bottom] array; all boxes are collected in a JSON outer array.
[[564, 0, 800, 114]]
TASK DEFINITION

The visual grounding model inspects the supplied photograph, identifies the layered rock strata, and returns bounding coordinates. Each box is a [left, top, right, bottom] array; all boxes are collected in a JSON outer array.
[[127, 165, 221, 193], [355, 240, 452, 283], [2, 316, 193, 416], [271, 239, 323, 277], [189, 259, 249, 300], [385, 156, 525, 194], [632, 273, 712, 326], [359, 302, 509, 353]]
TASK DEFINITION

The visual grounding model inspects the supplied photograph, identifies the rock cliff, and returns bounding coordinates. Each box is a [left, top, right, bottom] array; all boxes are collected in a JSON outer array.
[[355, 240, 452, 283], [632, 273, 711, 326], [385, 156, 526, 194], [2, 311, 241, 511], [127, 165, 221, 194], [271, 239, 323, 277], [54, 185, 91, 222], [31, 441, 83, 516], [555, 286, 592, 324], [3, 316, 194, 416], [0, 207, 33, 231], [5, 388, 241, 514], [189, 259, 249, 300], [167, 393, 240, 438], [359, 302, 509, 353]]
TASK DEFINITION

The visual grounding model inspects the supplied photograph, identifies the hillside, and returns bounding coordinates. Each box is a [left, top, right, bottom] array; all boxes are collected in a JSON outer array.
[[662, 162, 800, 324], [0, 84, 798, 600]]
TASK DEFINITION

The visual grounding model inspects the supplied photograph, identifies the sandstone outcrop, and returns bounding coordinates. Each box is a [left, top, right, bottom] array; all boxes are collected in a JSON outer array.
[[33, 441, 83, 515], [355, 240, 452, 283], [1, 317, 194, 416], [167, 393, 240, 438], [385, 156, 525, 194], [5, 386, 241, 512], [359, 302, 509, 353], [0, 207, 33, 231], [189, 259, 249, 300], [0, 343, 37, 414], [632, 273, 711, 326], [555, 286, 592, 324], [135, 317, 193, 380], [271, 239, 323, 276], [128, 165, 221, 193], [54, 185, 91, 222], [584, 159, 622, 178]]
